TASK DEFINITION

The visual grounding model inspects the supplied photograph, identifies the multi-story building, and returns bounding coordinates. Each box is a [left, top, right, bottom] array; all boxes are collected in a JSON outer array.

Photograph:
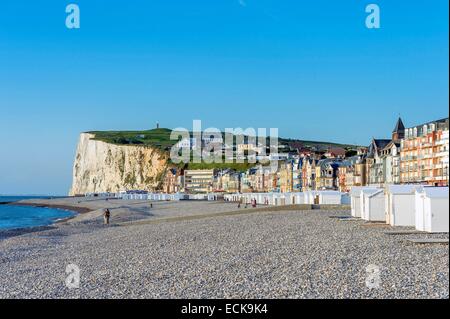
[[338, 156, 364, 192], [278, 161, 294, 193], [315, 158, 342, 190], [184, 169, 215, 193], [366, 118, 405, 186], [250, 165, 277, 192], [302, 158, 318, 191], [292, 158, 303, 192], [380, 141, 401, 184], [400, 118, 449, 186], [367, 138, 391, 186], [213, 169, 241, 193], [161, 168, 183, 193]]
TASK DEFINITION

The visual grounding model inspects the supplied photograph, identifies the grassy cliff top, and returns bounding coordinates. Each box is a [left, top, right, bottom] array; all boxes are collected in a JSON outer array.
[[88, 128, 178, 150], [88, 128, 360, 150]]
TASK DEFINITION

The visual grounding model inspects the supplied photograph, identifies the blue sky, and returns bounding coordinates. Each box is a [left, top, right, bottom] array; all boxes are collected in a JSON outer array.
[[0, 0, 448, 195]]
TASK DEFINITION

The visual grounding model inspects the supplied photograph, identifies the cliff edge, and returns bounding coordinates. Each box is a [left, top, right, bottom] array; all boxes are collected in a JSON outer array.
[[69, 133, 169, 195]]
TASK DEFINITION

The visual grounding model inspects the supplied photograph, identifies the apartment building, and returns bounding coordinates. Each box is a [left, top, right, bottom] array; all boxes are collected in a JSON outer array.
[[400, 118, 449, 186], [184, 169, 215, 193]]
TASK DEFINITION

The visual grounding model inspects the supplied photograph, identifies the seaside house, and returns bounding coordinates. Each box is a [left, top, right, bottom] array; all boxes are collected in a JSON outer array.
[[324, 147, 346, 159], [381, 141, 401, 185], [292, 157, 303, 192], [214, 169, 241, 193], [302, 158, 318, 191], [161, 168, 183, 194], [315, 158, 342, 190], [367, 138, 391, 186], [363, 118, 405, 187], [278, 161, 294, 193]]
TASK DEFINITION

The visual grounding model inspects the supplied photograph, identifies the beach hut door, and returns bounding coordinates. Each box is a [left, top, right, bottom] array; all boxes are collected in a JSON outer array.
[[314, 195, 320, 205]]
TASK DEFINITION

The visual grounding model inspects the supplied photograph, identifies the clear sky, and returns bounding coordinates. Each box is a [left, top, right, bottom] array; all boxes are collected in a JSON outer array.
[[0, 0, 448, 195]]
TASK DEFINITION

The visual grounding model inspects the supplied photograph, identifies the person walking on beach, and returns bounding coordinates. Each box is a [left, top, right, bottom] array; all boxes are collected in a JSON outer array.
[[103, 208, 111, 225]]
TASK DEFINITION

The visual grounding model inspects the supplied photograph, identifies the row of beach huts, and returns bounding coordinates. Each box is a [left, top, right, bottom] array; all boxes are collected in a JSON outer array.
[[350, 185, 448, 233], [85, 186, 448, 233], [111, 193, 219, 201], [223, 190, 350, 206]]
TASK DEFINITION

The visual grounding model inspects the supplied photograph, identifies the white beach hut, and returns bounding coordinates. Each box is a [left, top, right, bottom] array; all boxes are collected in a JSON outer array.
[[350, 187, 378, 217], [279, 193, 287, 206], [285, 193, 294, 205], [360, 188, 385, 222], [415, 187, 449, 233], [294, 192, 304, 205], [318, 191, 342, 205], [385, 185, 420, 226], [303, 191, 319, 204], [302, 191, 310, 204]]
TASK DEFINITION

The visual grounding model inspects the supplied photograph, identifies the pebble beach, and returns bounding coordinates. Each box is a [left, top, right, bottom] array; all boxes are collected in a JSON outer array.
[[0, 197, 448, 299]]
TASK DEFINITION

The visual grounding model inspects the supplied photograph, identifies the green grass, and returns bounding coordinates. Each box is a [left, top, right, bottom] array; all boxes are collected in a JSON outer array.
[[88, 128, 179, 151], [89, 128, 360, 150]]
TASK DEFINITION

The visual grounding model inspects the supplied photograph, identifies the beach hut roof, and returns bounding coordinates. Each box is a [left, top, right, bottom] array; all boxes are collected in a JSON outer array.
[[351, 186, 378, 196], [318, 190, 340, 194], [387, 184, 421, 194], [367, 189, 384, 198], [361, 188, 382, 196], [421, 187, 449, 198]]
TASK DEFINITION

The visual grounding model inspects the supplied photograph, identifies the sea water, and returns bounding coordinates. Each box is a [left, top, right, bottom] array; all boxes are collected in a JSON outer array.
[[0, 196, 75, 230]]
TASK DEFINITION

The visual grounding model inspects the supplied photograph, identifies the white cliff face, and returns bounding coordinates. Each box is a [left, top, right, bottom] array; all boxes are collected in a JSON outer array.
[[69, 133, 169, 195]]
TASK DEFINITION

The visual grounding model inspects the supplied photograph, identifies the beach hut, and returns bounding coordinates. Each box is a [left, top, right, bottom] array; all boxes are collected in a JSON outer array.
[[288, 192, 299, 205], [350, 187, 377, 217], [385, 185, 420, 226], [360, 188, 385, 222], [271, 193, 280, 206], [350, 187, 362, 217], [293, 192, 304, 205], [415, 187, 449, 233], [303, 191, 319, 204], [318, 191, 342, 205], [302, 191, 309, 204]]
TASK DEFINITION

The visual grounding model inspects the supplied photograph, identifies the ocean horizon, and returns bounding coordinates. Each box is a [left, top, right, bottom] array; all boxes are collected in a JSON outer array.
[[0, 196, 75, 230]]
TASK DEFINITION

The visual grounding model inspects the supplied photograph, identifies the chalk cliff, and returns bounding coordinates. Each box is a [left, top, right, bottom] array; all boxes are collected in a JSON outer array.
[[69, 133, 169, 195]]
